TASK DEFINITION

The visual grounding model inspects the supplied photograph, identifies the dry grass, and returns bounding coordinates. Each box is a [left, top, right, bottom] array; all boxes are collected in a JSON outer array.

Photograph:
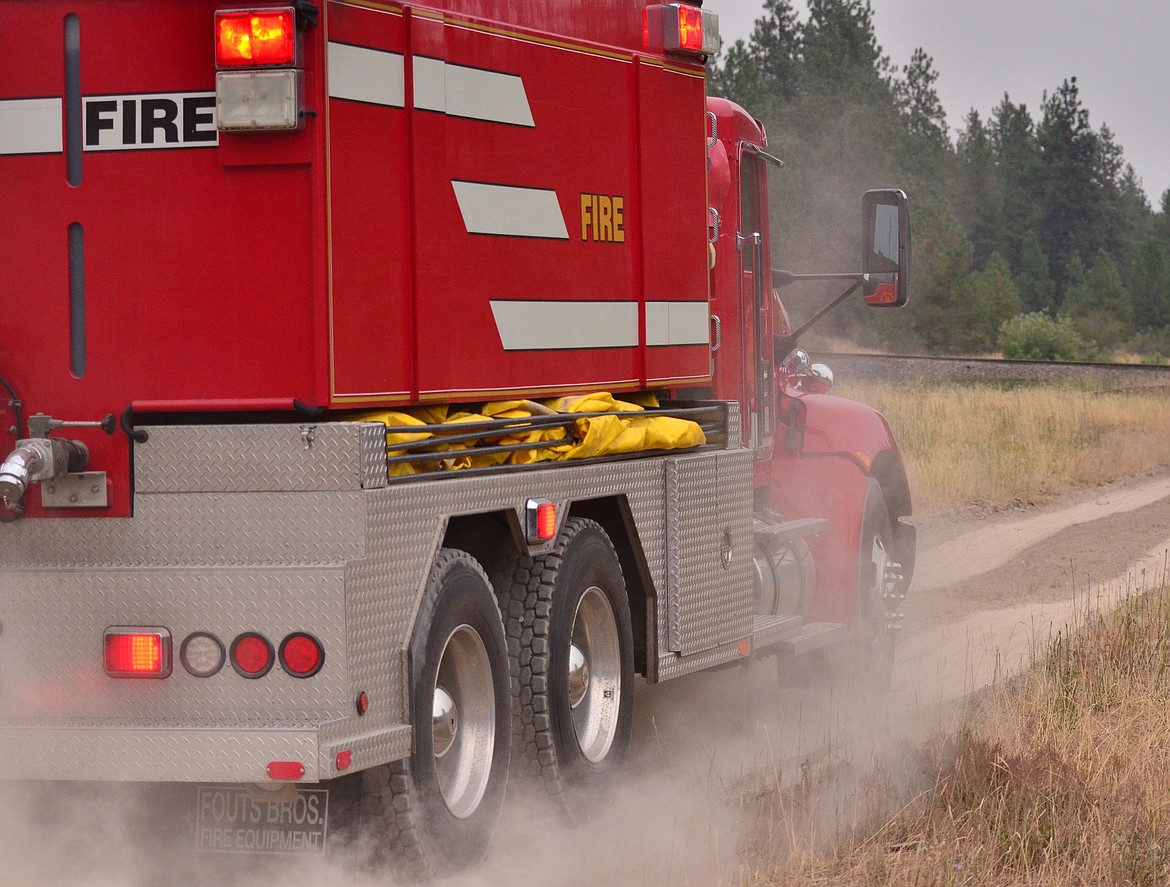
[[745, 584, 1170, 886], [837, 380, 1170, 510]]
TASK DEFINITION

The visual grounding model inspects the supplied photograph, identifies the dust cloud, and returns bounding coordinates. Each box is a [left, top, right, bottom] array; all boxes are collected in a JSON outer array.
[[0, 656, 952, 887]]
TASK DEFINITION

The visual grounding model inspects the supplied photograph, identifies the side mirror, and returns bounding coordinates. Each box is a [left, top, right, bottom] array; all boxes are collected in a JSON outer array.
[[862, 189, 910, 308]]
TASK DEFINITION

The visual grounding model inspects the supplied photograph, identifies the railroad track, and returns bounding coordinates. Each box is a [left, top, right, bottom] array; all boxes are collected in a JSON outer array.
[[814, 352, 1170, 390]]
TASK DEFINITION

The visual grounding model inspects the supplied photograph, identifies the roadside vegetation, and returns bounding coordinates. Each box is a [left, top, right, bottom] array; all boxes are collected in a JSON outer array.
[[838, 378, 1170, 510], [731, 379, 1170, 886]]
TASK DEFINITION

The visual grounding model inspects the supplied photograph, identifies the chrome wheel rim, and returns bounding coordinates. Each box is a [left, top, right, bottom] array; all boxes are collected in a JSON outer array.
[[432, 624, 495, 819], [568, 587, 621, 764]]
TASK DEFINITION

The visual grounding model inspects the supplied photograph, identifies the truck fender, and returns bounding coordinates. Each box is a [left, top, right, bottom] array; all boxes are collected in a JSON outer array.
[[772, 392, 914, 624]]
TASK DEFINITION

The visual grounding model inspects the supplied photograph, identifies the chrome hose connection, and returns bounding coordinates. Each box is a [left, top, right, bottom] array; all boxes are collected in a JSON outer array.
[[0, 444, 43, 510], [0, 438, 89, 511]]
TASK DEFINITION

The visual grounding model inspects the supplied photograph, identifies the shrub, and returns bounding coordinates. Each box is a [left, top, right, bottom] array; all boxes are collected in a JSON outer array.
[[998, 312, 1087, 361]]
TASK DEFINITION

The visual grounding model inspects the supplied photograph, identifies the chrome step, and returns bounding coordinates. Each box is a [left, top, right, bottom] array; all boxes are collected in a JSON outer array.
[[753, 517, 829, 545], [751, 614, 803, 649]]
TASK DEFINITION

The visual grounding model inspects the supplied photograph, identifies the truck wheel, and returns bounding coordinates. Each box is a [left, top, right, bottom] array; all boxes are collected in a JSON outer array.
[[494, 518, 634, 819], [360, 549, 510, 877], [857, 480, 897, 690]]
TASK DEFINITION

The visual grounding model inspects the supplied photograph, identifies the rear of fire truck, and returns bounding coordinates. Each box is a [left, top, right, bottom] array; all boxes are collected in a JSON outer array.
[[0, 0, 913, 876], [0, 0, 726, 874]]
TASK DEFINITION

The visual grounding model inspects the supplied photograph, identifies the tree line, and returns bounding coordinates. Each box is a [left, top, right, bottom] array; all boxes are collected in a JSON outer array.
[[709, 0, 1170, 360]]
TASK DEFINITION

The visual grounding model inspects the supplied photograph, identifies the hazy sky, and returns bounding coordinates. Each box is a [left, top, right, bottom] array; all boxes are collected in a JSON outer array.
[[704, 0, 1170, 206]]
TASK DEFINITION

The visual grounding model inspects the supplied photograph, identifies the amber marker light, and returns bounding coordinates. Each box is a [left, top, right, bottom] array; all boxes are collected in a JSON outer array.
[[105, 627, 172, 679]]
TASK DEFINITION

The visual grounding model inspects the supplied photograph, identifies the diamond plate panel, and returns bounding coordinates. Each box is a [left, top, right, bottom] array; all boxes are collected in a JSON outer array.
[[655, 637, 752, 682], [0, 569, 348, 725], [0, 492, 365, 568], [0, 727, 321, 782], [135, 423, 380, 493], [321, 725, 412, 779], [358, 422, 389, 489], [668, 450, 754, 657]]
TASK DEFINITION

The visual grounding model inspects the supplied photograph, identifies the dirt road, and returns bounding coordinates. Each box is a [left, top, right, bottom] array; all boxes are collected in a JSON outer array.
[[899, 467, 1170, 704], [467, 468, 1170, 887]]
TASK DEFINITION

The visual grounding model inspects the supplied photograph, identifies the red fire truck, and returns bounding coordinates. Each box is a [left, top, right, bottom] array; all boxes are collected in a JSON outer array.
[[0, 0, 913, 875]]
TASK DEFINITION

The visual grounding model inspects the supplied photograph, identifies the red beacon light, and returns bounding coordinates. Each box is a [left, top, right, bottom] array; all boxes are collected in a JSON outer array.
[[215, 8, 297, 68], [643, 4, 720, 59]]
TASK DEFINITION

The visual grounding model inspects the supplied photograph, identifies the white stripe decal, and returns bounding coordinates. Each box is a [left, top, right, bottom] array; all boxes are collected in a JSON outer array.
[[491, 302, 638, 350], [646, 300, 711, 346], [412, 56, 446, 114], [327, 47, 533, 127], [414, 58, 534, 126], [490, 301, 711, 350], [453, 181, 569, 239], [0, 98, 63, 156], [327, 43, 405, 107]]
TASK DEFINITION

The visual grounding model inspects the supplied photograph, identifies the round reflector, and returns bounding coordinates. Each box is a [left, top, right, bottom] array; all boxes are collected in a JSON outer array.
[[230, 632, 274, 678], [180, 632, 226, 678], [279, 632, 324, 678]]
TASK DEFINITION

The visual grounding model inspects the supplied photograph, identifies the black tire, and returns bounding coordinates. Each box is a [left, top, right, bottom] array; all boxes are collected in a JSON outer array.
[[360, 549, 510, 878], [493, 517, 634, 819], [856, 480, 897, 690]]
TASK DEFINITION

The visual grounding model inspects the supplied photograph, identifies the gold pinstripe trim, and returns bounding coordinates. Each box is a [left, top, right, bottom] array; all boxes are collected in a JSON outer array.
[[639, 57, 707, 78], [647, 375, 713, 387], [333, 0, 404, 14], [415, 380, 643, 403]]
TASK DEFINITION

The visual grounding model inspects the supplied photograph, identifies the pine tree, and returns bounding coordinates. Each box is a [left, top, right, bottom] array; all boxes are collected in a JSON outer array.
[[959, 252, 1021, 353], [1129, 237, 1170, 332], [1037, 79, 1102, 302], [955, 110, 1002, 265], [989, 95, 1041, 268], [749, 0, 802, 103], [1014, 232, 1056, 314], [1064, 249, 1132, 349], [896, 48, 948, 149]]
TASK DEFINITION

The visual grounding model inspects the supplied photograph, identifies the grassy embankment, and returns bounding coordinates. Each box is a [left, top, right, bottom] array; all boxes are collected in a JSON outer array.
[[838, 379, 1170, 511], [748, 380, 1170, 886]]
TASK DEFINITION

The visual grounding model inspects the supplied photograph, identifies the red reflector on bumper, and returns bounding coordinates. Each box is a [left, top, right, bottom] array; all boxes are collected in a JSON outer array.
[[104, 627, 172, 679], [266, 761, 305, 780]]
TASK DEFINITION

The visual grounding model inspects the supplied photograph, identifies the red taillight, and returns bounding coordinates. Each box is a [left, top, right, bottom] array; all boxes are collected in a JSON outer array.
[[215, 8, 297, 68], [279, 633, 324, 678], [105, 628, 172, 679], [230, 632, 274, 678]]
